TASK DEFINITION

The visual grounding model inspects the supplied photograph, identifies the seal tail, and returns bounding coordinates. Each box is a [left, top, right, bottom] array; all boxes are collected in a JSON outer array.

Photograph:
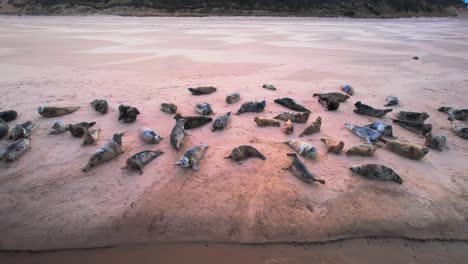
[[258, 153, 266, 160], [384, 109, 393, 114], [315, 179, 326, 184]]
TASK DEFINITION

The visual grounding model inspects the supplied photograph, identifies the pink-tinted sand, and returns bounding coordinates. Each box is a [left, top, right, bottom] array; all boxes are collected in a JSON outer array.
[[0, 16, 468, 252]]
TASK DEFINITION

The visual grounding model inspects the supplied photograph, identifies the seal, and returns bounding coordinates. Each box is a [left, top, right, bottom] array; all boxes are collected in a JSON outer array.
[[9, 121, 37, 140], [0, 138, 31, 162], [0, 119, 9, 140], [378, 138, 429, 160], [226, 92, 240, 104], [48, 120, 68, 134], [299, 116, 322, 137], [224, 145, 266, 164], [283, 119, 294, 135], [350, 164, 402, 184], [140, 127, 163, 144], [262, 84, 276, 90], [81, 128, 101, 147], [173, 113, 212, 129], [392, 119, 432, 136], [82, 132, 124, 172], [90, 99, 108, 114], [212, 112, 231, 132], [448, 117, 468, 139], [424, 133, 447, 151], [344, 122, 382, 144], [341, 84, 354, 96], [274, 111, 309, 124], [438, 107, 468, 121], [395, 111, 429, 123], [346, 144, 380, 156], [364, 122, 394, 138], [318, 97, 340, 111], [195, 103, 214, 115], [254, 116, 280, 127], [274, 97, 310, 112], [286, 140, 318, 159], [384, 96, 399, 106], [123, 150, 164, 175], [68, 122, 96, 138], [160, 103, 178, 114], [354, 101, 392, 117], [118, 104, 140, 123], [170, 119, 189, 150], [188, 86, 217, 95], [236, 100, 266, 115], [38, 106, 80, 118], [320, 138, 344, 154], [175, 144, 209, 171], [313, 92, 350, 102], [283, 153, 325, 184], [0, 110, 18, 122]]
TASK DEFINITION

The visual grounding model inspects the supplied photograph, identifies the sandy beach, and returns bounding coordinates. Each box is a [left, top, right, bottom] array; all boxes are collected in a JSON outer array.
[[0, 15, 468, 261]]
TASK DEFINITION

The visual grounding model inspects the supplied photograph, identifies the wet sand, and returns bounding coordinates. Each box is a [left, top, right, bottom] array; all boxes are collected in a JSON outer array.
[[0, 15, 468, 258]]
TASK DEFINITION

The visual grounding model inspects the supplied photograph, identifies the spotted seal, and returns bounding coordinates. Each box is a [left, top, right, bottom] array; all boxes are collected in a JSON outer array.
[[38, 106, 80, 118], [0, 138, 31, 162], [48, 120, 68, 134], [170, 119, 189, 150], [345, 122, 382, 144], [160, 103, 178, 114], [254, 117, 280, 127], [195, 103, 214, 115], [82, 132, 124, 172], [299, 116, 322, 137], [81, 128, 101, 147], [9, 121, 37, 140], [0, 110, 18, 122], [448, 117, 468, 139], [118, 104, 140, 123], [354, 102, 392, 117], [224, 145, 266, 164], [424, 133, 447, 151], [188, 86, 217, 95], [350, 164, 402, 184], [392, 119, 432, 136], [384, 96, 399, 107], [438, 107, 468, 121], [173, 113, 212, 129], [123, 150, 164, 175], [274, 111, 309, 124], [236, 100, 266, 115], [378, 138, 429, 160], [320, 138, 344, 154], [140, 127, 163, 144], [313, 92, 350, 102], [226, 92, 240, 104], [175, 144, 209, 171], [68, 122, 96, 138], [274, 97, 310, 112], [285, 140, 318, 159], [212, 112, 231, 132], [346, 144, 379, 156], [283, 153, 325, 184], [395, 111, 429, 123], [364, 122, 394, 138], [90, 99, 108, 114]]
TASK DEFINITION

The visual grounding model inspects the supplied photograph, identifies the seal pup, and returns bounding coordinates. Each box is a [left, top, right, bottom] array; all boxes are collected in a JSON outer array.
[[160, 103, 178, 114], [378, 138, 429, 160], [318, 97, 340, 111], [9, 121, 37, 140], [175, 144, 209, 171], [424, 133, 447, 151], [0, 119, 9, 140], [283, 153, 325, 184], [286, 140, 318, 159], [123, 150, 164, 175], [346, 144, 379, 156], [212, 112, 231, 132], [274, 111, 309, 124], [170, 119, 189, 150], [173, 113, 212, 129], [118, 104, 140, 123], [299, 116, 322, 137], [90, 99, 108, 114], [0, 138, 31, 162], [350, 164, 402, 184], [81, 128, 101, 147], [354, 102, 392, 118], [140, 127, 163, 144], [345, 122, 382, 144], [38, 106, 80, 118], [384, 96, 399, 106], [313, 92, 350, 103], [392, 119, 432, 136], [274, 98, 310, 112], [188, 86, 217, 95], [254, 116, 280, 127], [364, 122, 394, 138], [395, 111, 429, 123], [195, 103, 214, 115], [320, 138, 344, 154], [226, 92, 240, 104], [0, 110, 18, 122], [236, 100, 266, 115], [341, 84, 354, 96], [224, 145, 266, 164], [82, 132, 124, 172], [262, 84, 276, 90], [283, 119, 294, 135], [438, 107, 468, 121], [68, 122, 96, 138], [448, 117, 468, 139], [48, 120, 68, 134]]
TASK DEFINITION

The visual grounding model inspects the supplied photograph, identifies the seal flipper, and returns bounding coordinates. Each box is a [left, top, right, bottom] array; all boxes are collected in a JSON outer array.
[[314, 179, 326, 184]]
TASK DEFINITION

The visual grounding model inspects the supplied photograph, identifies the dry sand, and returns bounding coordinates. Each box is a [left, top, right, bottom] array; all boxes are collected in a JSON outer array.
[[0, 15, 468, 259]]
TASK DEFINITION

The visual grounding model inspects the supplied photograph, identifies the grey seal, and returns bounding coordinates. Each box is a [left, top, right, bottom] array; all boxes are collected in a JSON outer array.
[[274, 111, 309, 123], [0, 119, 9, 140], [224, 145, 266, 164], [82, 132, 124, 172], [68, 122, 96, 138], [195, 103, 214, 115], [341, 84, 354, 96], [48, 120, 68, 134], [118, 104, 140, 123], [438, 107, 468, 121], [236, 100, 266, 115], [283, 119, 294, 135], [226, 92, 240, 104], [188, 86, 217, 95], [262, 84, 276, 90], [350, 164, 402, 184], [299, 116, 321, 137], [384, 96, 399, 106], [173, 113, 212, 129], [395, 111, 429, 123], [354, 101, 392, 117], [0, 138, 31, 162], [140, 127, 163, 144], [175, 144, 209, 171], [9, 121, 37, 140], [160, 103, 178, 114], [170, 119, 189, 150], [123, 150, 164, 175], [283, 153, 325, 184], [212, 112, 231, 132], [285, 140, 318, 159], [38, 106, 80, 118], [313, 92, 350, 102], [318, 97, 340, 111], [320, 138, 344, 154], [392, 119, 432, 136], [424, 133, 447, 151], [0, 110, 18, 122], [364, 122, 394, 138], [254, 116, 280, 127], [346, 144, 379, 156], [274, 97, 310, 112], [91, 99, 108, 114], [345, 122, 382, 144], [378, 138, 429, 160], [81, 128, 101, 147], [448, 117, 468, 139]]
